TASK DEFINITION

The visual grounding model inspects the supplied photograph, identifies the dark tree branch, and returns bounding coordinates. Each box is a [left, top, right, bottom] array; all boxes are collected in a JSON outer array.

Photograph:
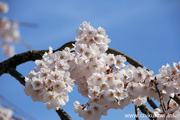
[[8, 67, 25, 86], [0, 41, 75, 76], [139, 104, 156, 120], [56, 109, 72, 120], [135, 105, 140, 120], [106, 48, 144, 68], [55, 41, 75, 52], [0, 50, 47, 76], [147, 97, 158, 109]]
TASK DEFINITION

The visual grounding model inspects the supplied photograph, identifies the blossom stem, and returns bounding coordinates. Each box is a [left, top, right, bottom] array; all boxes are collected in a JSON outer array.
[[153, 79, 166, 114]]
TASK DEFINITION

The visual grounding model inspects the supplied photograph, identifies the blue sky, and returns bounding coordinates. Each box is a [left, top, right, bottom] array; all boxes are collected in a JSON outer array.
[[0, 0, 180, 120]]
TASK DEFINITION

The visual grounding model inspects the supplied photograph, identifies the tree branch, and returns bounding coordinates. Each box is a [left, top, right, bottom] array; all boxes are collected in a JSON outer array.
[[139, 104, 156, 120], [56, 109, 72, 120], [106, 48, 144, 68], [147, 97, 158, 109], [135, 105, 140, 120], [0, 41, 143, 76], [8, 67, 25, 86], [0, 41, 75, 76], [0, 50, 47, 76]]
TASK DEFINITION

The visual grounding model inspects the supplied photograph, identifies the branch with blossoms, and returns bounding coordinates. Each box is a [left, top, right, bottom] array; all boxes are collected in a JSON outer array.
[[0, 42, 75, 120], [1, 21, 180, 120], [0, 42, 156, 120], [0, 41, 157, 120]]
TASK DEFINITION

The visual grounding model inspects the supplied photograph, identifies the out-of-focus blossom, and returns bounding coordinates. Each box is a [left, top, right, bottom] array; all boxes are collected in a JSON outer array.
[[0, 2, 21, 56]]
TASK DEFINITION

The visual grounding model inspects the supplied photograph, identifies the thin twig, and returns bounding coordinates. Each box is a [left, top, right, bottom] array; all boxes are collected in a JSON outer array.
[[8, 19, 39, 28], [153, 79, 166, 114], [18, 21, 38, 28], [20, 39, 34, 50], [0, 95, 38, 120]]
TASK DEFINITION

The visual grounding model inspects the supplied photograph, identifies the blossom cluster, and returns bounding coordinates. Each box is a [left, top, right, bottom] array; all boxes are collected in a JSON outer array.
[[24, 47, 74, 110], [0, 104, 13, 120], [155, 62, 180, 103], [24, 21, 180, 120], [153, 62, 180, 120], [72, 22, 156, 120], [70, 21, 111, 97], [0, 2, 21, 56]]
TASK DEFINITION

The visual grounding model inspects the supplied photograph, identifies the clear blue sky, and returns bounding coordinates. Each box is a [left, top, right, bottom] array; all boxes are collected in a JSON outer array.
[[0, 0, 180, 120]]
